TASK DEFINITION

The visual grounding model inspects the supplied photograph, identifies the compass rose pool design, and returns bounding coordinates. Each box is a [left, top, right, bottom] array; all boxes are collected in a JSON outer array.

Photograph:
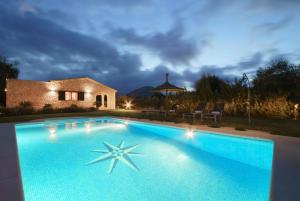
[[86, 140, 143, 174], [15, 117, 274, 201]]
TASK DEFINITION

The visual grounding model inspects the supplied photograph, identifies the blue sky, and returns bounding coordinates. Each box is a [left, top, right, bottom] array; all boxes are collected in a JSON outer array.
[[0, 0, 299, 92]]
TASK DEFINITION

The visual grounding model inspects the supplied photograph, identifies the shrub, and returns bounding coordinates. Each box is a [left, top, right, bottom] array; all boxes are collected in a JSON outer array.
[[235, 127, 247, 131], [41, 104, 54, 114], [16, 101, 34, 115], [252, 97, 293, 118], [61, 104, 87, 113], [0, 106, 5, 116], [89, 107, 97, 111], [1, 102, 34, 116]]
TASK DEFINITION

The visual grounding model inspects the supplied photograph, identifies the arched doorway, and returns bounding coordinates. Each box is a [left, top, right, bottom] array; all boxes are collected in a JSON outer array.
[[104, 95, 108, 107], [96, 95, 102, 108]]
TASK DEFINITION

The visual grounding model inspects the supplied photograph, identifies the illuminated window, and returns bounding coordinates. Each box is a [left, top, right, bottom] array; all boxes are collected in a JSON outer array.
[[65, 92, 71, 100], [71, 92, 78, 100], [58, 91, 79, 101]]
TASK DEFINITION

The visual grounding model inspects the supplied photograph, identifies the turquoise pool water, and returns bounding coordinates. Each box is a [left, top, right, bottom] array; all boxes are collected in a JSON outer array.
[[16, 117, 274, 201]]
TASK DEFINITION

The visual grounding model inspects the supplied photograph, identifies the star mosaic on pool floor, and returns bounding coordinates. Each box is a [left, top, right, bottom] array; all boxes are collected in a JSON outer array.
[[87, 140, 143, 174]]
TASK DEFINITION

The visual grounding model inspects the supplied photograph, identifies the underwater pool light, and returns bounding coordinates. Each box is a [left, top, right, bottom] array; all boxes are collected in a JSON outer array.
[[185, 129, 195, 139]]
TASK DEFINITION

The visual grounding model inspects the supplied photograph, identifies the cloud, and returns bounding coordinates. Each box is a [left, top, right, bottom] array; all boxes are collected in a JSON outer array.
[[109, 21, 207, 65], [184, 52, 265, 86], [223, 52, 263, 72], [0, 1, 298, 93], [115, 52, 265, 92], [253, 16, 293, 33], [249, 0, 300, 10], [52, 0, 151, 9], [0, 0, 267, 94], [1, 2, 196, 92], [201, 0, 238, 13], [18, 2, 37, 14], [96, 0, 151, 7], [0, 2, 142, 89]]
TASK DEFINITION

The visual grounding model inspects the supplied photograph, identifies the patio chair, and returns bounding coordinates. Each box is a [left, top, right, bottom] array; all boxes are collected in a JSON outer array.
[[168, 104, 178, 113], [202, 103, 224, 122], [212, 103, 224, 119], [182, 103, 205, 120]]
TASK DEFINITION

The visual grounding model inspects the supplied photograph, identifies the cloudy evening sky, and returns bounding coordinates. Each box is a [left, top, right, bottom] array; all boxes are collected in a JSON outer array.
[[0, 0, 299, 92]]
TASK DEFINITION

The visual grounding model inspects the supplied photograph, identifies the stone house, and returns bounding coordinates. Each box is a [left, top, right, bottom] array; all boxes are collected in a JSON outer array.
[[5, 77, 117, 110]]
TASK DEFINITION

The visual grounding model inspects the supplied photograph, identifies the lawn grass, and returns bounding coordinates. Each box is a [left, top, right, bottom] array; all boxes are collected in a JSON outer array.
[[0, 110, 299, 137]]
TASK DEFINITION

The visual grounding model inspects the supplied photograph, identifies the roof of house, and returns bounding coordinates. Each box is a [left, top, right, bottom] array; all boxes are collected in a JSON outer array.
[[49, 77, 117, 91], [7, 77, 117, 91]]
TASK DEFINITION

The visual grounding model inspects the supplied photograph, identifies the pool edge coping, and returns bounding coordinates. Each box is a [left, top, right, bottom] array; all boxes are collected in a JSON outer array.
[[0, 123, 24, 201]]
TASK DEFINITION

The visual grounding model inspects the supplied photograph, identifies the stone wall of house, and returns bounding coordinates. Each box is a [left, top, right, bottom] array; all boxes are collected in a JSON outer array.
[[6, 78, 116, 110]]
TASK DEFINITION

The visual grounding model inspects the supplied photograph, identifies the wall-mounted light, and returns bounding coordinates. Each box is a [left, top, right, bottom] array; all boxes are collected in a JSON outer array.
[[4, 88, 7, 92], [84, 88, 92, 99], [85, 87, 92, 94], [49, 85, 56, 92], [48, 86, 57, 97]]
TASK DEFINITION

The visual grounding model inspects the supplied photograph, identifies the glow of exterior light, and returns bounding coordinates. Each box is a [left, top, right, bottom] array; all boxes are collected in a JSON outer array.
[[295, 104, 299, 109], [85, 89, 92, 98], [85, 122, 92, 132], [115, 124, 126, 129], [48, 126, 57, 140], [72, 122, 77, 128], [49, 85, 56, 92], [48, 133, 56, 140], [125, 101, 133, 109], [96, 123, 126, 130], [48, 127, 56, 134], [185, 129, 195, 139], [65, 123, 71, 129], [48, 86, 57, 96], [4, 88, 7, 92]]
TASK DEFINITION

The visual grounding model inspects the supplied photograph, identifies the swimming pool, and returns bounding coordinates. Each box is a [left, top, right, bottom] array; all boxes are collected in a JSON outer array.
[[16, 117, 274, 201]]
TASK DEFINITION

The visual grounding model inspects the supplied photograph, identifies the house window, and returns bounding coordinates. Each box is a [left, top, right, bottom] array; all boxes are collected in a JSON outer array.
[[78, 92, 85, 101], [71, 92, 78, 100], [66, 92, 77, 101], [58, 91, 83, 101], [58, 91, 65, 100]]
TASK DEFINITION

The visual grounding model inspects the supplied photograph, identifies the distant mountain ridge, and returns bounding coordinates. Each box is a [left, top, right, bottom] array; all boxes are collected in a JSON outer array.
[[127, 86, 154, 97]]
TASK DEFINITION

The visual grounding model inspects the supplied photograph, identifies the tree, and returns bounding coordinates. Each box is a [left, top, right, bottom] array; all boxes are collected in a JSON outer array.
[[252, 59, 300, 101], [231, 77, 248, 98], [171, 92, 200, 113], [195, 75, 231, 102], [0, 56, 19, 106]]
